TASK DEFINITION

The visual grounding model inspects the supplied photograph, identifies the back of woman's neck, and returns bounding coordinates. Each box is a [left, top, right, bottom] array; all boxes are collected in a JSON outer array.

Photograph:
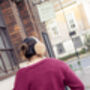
[[30, 55, 42, 61], [27, 56, 45, 65]]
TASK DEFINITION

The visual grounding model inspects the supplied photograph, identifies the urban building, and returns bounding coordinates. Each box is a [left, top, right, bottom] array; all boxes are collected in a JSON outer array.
[[0, 0, 43, 80], [0, 0, 90, 79], [45, 0, 90, 58]]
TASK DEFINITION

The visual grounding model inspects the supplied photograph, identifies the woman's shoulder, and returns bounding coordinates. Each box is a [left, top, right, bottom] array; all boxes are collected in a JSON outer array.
[[47, 58, 66, 64], [46, 58, 67, 67], [16, 67, 28, 76]]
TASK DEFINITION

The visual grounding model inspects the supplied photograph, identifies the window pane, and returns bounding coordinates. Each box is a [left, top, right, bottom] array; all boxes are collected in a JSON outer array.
[[66, 13, 77, 31], [0, 30, 11, 48], [1, 51, 11, 70], [0, 9, 5, 27], [56, 43, 65, 54], [0, 57, 5, 72], [0, 36, 5, 49], [73, 37, 83, 49]]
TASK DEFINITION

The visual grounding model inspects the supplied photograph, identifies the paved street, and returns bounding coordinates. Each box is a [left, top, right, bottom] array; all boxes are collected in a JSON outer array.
[[66, 56, 90, 90], [67, 56, 90, 70], [75, 67, 90, 90]]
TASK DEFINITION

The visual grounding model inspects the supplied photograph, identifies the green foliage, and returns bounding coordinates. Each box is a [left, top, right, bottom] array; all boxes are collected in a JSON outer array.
[[85, 34, 90, 50], [79, 48, 86, 54], [69, 64, 73, 69], [60, 53, 76, 60], [59, 48, 86, 61], [77, 61, 81, 65]]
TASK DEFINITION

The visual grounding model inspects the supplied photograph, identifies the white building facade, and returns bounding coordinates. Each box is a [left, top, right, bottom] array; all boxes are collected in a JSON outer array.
[[45, 0, 90, 59]]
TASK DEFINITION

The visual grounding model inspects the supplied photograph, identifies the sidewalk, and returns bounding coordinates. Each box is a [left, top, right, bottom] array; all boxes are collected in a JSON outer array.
[[0, 76, 15, 90], [0, 61, 28, 90], [75, 67, 90, 90], [0, 62, 90, 90]]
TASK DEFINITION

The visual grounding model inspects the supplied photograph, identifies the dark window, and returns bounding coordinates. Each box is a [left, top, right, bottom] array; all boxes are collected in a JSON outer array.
[[0, 28, 19, 80], [0, 9, 5, 28], [69, 31, 76, 36], [71, 24, 76, 28], [73, 37, 83, 49], [56, 43, 65, 54]]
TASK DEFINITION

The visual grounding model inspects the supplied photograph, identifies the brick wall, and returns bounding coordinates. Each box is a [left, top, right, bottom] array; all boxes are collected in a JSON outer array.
[[0, 0, 22, 49], [17, 1, 39, 37], [0, 0, 41, 61]]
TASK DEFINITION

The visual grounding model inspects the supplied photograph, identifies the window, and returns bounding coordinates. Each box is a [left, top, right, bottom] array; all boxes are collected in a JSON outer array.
[[0, 10, 19, 80], [52, 26, 59, 36], [0, 28, 19, 79], [73, 37, 83, 49], [0, 9, 5, 28], [0, 37, 5, 49], [47, 19, 60, 38], [56, 43, 65, 54], [69, 31, 76, 36], [66, 13, 77, 32]]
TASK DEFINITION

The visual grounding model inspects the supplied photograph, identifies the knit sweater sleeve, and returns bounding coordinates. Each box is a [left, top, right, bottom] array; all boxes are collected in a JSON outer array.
[[61, 61, 85, 90], [13, 69, 28, 90]]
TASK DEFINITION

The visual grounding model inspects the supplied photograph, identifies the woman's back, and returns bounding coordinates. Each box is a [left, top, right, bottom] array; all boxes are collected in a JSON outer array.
[[13, 58, 84, 90]]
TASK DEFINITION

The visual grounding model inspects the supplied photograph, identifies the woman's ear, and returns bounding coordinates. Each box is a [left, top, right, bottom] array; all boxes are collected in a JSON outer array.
[[34, 42, 46, 56]]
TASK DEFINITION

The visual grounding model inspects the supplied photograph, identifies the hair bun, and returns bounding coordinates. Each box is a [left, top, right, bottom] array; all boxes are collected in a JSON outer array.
[[19, 43, 28, 60], [20, 43, 28, 51]]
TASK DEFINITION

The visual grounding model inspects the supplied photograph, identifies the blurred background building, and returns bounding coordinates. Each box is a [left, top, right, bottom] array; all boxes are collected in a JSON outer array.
[[0, 0, 90, 80], [46, 0, 90, 58], [0, 0, 42, 80]]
